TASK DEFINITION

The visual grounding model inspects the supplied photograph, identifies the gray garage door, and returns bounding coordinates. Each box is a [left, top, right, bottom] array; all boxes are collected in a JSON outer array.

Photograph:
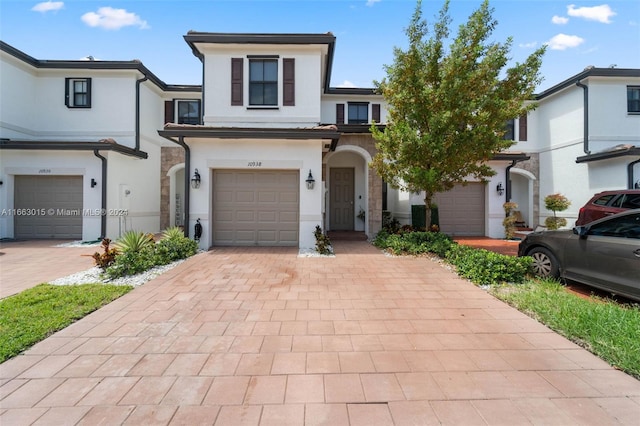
[[434, 182, 485, 236], [14, 175, 83, 239], [212, 170, 299, 246]]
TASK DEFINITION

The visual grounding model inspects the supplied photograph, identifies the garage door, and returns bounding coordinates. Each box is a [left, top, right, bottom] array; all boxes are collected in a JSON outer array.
[[14, 175, 83, 239], [212, 170, 299, 246], [434, 183, 485, 236]]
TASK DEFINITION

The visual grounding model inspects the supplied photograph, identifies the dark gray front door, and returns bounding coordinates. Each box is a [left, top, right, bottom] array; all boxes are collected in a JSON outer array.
[[330, 168, 354, 231]]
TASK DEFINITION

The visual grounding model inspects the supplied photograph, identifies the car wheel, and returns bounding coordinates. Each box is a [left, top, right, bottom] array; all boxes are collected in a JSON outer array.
[[528, 247, 560, 278]]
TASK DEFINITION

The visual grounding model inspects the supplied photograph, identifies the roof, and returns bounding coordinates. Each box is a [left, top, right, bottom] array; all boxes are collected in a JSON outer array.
[[0, 139, 148, 159], [0, 41, 200, 93], [536, 67, 640, 100], [576, 144, 640, 163]]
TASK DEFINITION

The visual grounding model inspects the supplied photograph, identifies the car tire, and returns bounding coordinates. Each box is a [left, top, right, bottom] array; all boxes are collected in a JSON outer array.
[[528, 247, 560, 278]]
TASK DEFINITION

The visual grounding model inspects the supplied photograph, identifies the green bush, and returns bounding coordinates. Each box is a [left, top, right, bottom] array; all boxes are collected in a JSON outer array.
[[313, 225, 333, 255], [373, 230, 531, 285], [114, 230, 155, 252], [155, 234, 197, 264], [445, 244, 532, 285], [105, 246, 157, 279]]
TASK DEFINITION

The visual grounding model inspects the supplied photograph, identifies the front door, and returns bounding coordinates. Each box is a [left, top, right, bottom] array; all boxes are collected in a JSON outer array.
[[330, 168, 354, 231]]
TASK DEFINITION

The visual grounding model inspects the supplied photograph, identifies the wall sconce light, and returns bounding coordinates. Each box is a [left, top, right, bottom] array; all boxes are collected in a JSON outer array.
[[91, 178, 97, 188], [496, 182, 504, 196], [305, 170, 315, 190], [191, 169, 201, 189]]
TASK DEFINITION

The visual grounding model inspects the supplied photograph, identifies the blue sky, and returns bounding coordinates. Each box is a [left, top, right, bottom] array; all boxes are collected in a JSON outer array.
[[1, 0, 638, 92]]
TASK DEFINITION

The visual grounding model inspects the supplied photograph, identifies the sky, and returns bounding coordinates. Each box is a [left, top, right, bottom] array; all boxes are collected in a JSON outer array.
[[1, 0, 639, 92]]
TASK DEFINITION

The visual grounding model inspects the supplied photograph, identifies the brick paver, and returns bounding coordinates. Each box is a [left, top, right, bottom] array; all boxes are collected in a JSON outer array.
[[1, 240, 639, 425]]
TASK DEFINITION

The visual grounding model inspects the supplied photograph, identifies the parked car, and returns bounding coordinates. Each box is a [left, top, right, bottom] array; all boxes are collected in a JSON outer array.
[[518, 209, 640, 302], [575, 189, 640, 225]]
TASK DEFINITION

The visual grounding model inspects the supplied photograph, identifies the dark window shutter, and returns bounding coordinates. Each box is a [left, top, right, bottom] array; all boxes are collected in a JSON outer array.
[[336, 104, 344, 124], [64, 78, 70, 107], [518, 113, 528, 141], [231, 58, 243, 106], [164, 100, 174, 124], [283, 58, 295, 106], [372, 104, 381, 123]]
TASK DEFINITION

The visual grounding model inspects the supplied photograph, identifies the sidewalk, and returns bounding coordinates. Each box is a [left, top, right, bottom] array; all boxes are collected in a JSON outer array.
[[1, 241, 639, 425]]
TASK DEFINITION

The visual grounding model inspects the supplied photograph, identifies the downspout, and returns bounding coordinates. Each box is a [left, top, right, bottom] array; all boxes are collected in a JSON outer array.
[[629, 159, 640, 189], [135, 76, 148, 151], [93, 150, 107, 239], [576, 80, 590, 154]]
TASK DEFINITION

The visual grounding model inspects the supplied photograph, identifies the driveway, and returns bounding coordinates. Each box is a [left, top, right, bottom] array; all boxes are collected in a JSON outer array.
[[1, 240, 639, 425]]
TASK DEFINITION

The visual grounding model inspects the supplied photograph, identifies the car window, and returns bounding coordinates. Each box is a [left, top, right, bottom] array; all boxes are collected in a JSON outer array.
[[593, 194, 616, 206], [588, 213, 640, 239], [618, 194, 640, 209]]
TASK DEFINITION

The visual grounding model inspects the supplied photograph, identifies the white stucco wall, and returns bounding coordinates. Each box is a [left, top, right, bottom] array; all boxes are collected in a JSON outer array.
[[320, 95, 388, 124], [185, 137, 324, 250]]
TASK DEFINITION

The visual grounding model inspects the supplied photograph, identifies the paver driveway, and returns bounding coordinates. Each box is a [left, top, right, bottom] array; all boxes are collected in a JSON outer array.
[[1, 240, 639, 425]]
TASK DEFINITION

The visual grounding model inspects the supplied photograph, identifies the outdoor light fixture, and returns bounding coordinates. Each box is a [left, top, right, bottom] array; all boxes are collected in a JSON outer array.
[[91, 178, 97, 188], [305, 170, 315, 190], [496, 182, 504, 196], [191, 169, 201, 189]]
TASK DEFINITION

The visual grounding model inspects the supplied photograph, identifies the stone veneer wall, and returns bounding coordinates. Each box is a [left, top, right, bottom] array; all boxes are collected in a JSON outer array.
[[335, 134, 383, 237], [160, 147, 185, 231]]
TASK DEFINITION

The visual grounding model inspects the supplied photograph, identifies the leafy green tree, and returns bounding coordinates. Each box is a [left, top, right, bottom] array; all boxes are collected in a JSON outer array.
[[371, 0, 546, 225]]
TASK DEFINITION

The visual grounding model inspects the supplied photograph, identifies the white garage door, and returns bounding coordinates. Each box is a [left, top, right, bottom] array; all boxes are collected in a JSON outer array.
[[434, 182, 485, 236], [212, 170, 299, 246], [14, 175, 83, 239]]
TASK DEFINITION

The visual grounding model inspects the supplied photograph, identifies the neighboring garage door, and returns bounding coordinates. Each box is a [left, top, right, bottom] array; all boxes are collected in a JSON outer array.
[[434, 182, 485, 236], [14, 175, 83, 239], [212, 170, 299, 246]]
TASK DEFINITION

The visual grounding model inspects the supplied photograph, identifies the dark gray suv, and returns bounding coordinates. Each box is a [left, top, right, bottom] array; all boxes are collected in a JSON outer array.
[[518, 209, 640, 302]]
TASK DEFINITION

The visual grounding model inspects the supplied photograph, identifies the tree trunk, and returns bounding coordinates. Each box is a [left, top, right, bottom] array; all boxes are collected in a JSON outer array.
[[423, 193, 433, 230]]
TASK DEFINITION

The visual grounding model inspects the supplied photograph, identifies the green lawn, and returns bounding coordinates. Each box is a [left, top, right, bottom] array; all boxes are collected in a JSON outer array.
[[491, 279, 640, 380], [0, 283, 132, 363]]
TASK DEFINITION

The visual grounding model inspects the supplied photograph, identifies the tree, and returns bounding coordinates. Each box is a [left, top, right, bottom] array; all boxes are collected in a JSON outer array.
[[371, 0, 546, 226]]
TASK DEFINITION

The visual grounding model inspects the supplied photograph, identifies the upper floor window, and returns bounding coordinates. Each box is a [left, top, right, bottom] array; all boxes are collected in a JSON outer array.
[[65, 78, 91, 108], [348, 102, 369, 124], [627, 86, 640, 114], [249, 59, 278, 106], [503, 119, 515, 140], [176, 100, 201, 125]]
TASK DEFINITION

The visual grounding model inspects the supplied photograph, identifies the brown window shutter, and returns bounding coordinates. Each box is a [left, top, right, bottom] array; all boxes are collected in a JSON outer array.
[[336, 104, 344, 124], [231, 58, 243, 106], [283, 58, 295, 106], [164, 100, 174, 124], [518, 113, 528, 141], [372, 104, 381, 123]]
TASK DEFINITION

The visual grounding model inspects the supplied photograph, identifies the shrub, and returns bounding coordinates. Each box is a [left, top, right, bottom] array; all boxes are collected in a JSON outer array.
[[445, 244, 532, 285], [313, 225, 333, 255], [544, 193, 571, 230], [503, 201, 519, 240], [92, 238, 118, 270], [373, 230, 454, 257], [155, 232, 197, 264], [113, 230, 155, 253], [105, 245, 157, 279]]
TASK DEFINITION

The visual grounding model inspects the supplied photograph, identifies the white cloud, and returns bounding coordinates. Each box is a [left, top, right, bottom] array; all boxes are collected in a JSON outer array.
[[366, 0, 381, 7], [567, 4, 616, 24], [546, 33, 585, 50], [81, 7, 149, 30], [519, 41, 538, 49], [337, 80, 357, 88], [31, 1, 64, 13], [551, 15, 569, 25]]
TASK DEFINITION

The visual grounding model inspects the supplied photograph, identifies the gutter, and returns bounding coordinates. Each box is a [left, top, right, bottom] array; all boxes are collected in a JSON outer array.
[[0, 140, 148, 159], [505, 156, 530, 204], [576, 80, 589, 154], [135, 76, 149, 151], [158, 134, 191, 238], [629, 159, 640, 189], [93, 150, 107, 239]]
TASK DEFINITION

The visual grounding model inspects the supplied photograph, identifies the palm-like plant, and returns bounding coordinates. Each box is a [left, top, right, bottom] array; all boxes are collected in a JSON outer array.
[[114, 230, 155, 252]]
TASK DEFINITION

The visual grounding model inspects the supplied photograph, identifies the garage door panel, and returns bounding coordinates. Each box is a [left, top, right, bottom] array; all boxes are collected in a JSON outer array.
[[213, 170, 299, 246], [434, 183, 485, 236], [14, 175, 83, 239]]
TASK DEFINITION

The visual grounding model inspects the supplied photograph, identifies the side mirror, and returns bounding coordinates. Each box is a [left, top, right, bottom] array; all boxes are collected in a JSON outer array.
[[573, 226, 589, 238]]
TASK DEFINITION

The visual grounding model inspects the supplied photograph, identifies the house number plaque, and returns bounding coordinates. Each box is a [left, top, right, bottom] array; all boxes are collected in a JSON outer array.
[[247, 161, 262, 167]]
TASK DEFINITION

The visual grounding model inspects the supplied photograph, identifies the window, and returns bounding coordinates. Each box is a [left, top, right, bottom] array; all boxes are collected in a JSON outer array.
[[628, 86, 640, 113], [588, 213, 640, 239], [176, 100, 201, 125], [503, 119, 515, 140], [65, 78, 91, 108], [611, 193, 640, 209], [249, 59, 278, 106], [348, 103, 368, 124], [593, 194, 616, 206]]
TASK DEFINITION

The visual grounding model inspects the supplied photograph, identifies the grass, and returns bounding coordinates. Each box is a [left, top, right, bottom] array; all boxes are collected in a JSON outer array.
[[0, 283, 133, 363], [491, 278, 640, 379]]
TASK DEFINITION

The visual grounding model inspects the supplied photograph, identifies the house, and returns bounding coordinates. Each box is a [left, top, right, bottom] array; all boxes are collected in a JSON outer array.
[[1, 34, 638, 250]]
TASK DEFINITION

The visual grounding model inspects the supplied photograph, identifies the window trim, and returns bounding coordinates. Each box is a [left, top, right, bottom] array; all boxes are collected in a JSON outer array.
[[347, 102, 369, 124], [65, 77, 92, 108], [175, 99, 201, 125], [627, 86, 640, 114], [249, 58, 279, 107]]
